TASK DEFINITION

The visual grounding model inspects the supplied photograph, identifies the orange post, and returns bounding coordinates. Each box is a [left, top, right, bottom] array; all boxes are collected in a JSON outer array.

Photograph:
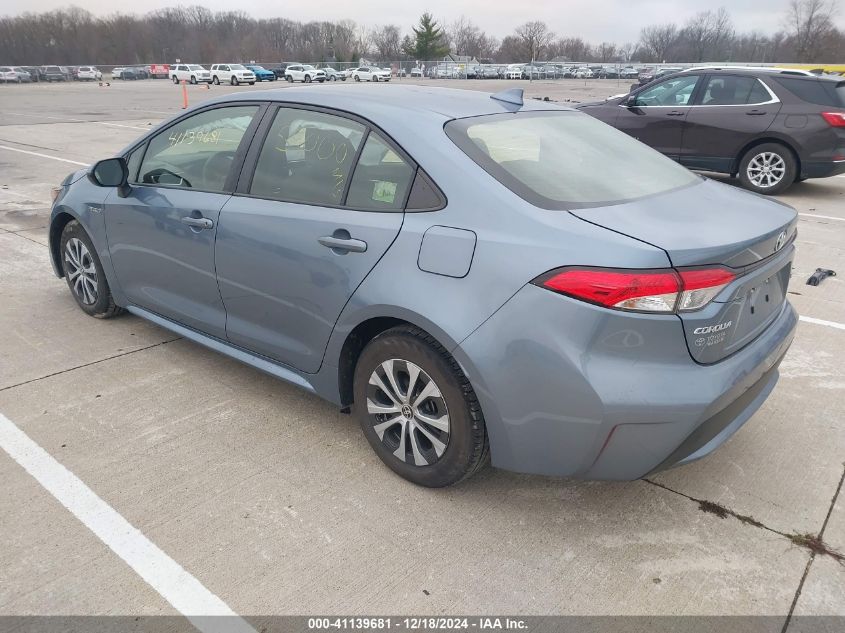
[[181, 80, 188, 109]]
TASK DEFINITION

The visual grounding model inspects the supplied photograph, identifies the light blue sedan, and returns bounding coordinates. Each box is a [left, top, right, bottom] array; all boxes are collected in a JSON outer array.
[[47, 85, 797, 486]]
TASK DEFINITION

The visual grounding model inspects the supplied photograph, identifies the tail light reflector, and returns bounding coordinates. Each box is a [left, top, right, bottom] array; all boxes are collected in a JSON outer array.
[[821, 112, 845, 127], [534, 267, 735, 313]]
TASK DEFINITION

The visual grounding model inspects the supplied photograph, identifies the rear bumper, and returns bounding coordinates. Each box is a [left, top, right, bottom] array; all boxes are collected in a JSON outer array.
[[802, 160, 845, 179], [454, 284, 798, 480]]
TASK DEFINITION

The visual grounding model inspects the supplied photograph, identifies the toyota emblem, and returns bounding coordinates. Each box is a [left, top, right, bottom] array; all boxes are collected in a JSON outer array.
[[774, 231, 787, 252]]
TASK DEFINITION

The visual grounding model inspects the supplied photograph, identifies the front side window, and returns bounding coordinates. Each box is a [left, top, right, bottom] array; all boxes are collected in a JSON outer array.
[[634, 75, 700, 106], [446, 111, 700, 209], [137, 105, 258, 192], [250, 108, 365, 205], [346, 133, 415, 210], [701, 76, 771, 105]]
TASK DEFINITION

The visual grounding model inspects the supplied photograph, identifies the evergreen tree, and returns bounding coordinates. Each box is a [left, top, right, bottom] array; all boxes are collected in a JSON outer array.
[[403, 12, 450, 60]]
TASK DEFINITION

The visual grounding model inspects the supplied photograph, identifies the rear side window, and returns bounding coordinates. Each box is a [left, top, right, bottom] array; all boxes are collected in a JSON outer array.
[[446, 111, 699, 209], [774, 77, 845, 107], [701, 76, 771, 105], [250, 107, 365, 206], [346, 133, 415, 210]]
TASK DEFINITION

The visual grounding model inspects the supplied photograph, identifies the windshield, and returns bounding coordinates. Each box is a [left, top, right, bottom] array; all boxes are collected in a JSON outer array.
[[230, 64, 246, 70], [445, 111, 700, 209], [189, 65, 204, 70], [303, 65, 316, 70], [250, 65, 265, 70]]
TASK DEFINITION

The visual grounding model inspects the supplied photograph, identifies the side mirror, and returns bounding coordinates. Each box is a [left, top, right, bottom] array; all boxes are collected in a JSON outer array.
[[623, 94, 638, 107], [89, 157, 130, 197]]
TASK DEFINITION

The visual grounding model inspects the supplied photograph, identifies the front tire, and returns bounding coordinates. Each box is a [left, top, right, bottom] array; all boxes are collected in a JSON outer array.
[[231, 76, 239, 86], [60, 221, 123, 319], [212, 76, 220, 85], [304, 75, 312, 83], [353, 326, 489, 487], [190, 75, 196, 84], [738, 143, 796, 195]]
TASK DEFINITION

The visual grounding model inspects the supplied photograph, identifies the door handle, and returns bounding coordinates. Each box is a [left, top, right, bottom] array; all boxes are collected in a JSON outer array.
[[318, 234, 368, 253], [666, 110, 686, 117], [181, 216, 214, 229], [746, 109, 767, 116]]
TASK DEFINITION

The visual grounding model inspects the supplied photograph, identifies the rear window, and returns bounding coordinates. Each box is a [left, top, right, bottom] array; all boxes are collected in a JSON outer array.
[[774, 77, 845, 107], [445, 111, 699, 209]]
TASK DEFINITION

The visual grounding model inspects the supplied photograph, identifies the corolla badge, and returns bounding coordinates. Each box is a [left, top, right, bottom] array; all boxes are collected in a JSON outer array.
[[693, 321, 733, 335], [775, 230, 787, 252]]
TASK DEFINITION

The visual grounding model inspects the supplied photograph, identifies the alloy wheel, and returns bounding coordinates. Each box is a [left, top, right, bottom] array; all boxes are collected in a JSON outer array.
[[64, 237, 98, 305], [366, 359, 450, 467], [747, 152, 786, 189]]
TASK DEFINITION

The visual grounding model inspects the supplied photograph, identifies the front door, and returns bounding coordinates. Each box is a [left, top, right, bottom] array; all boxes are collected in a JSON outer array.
[[615, 74, 702, 159], [105, 104, 261, 338], [216, 106, 416, 373]]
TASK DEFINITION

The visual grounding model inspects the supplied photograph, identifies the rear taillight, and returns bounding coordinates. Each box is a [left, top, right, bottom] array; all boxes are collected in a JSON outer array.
[[821, 112, 845, 127], [534, 267, 735, 314]]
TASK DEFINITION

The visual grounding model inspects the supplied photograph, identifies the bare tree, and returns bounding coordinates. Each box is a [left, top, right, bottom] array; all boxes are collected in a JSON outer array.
[[370, 24, 402, 60], [514, 21, 554, 61], [681, 8, 734, 61], [785, 0, 837, 61], [618, 42, 636, 62], [639, 23, 678, 62], [553, 37, 591, 62], [596, 42, 617, 62]]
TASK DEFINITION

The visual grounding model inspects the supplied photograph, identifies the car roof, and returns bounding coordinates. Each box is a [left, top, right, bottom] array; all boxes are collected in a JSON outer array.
[[210, 84, 574, 121]]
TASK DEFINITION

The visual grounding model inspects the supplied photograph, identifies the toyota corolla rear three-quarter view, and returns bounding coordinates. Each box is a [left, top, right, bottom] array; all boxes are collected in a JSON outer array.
[[48, 85, 798, 487]]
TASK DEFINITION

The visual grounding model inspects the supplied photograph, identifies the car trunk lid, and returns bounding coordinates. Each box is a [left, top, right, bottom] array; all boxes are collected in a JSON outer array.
[[571, 179, 798, 363]]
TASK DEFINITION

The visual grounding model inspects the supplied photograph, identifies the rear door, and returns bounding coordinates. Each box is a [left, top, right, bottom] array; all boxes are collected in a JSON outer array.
[[216, 105, 416, 373], [614, 74, 703, 159], [680, 74, 781, 172]]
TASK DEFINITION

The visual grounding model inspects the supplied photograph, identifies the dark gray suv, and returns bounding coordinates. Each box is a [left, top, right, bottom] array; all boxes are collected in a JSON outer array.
[[578, 68, 845, 194]]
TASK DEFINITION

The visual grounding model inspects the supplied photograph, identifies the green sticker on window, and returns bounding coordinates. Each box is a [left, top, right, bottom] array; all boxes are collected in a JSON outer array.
[[372, 180, 397, 203]]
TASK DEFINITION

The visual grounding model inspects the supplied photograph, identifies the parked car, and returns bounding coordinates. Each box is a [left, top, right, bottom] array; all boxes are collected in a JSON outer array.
[[21, 66, 43, 82], [245, 64, 276, 82], [132, 66, 150, 79], [210, 63, 255, 85], [41, 66, 67, 82], [48, 85, 798, 487], [0, 66, 21, 83], [171, 64, 212, 84], [620, 67, 639, 79], [149, 64, 170, 79], [320, 67, 346, 81], [633, 66, 684, 90], [76, 66, 103, 81], [284, 64, 326, 83], [505, 64, 523, 80], [578, 68, 845, 194], [113, 67, 139, 80], [269, 64, 289, 79], [575, 68, 594, 78], [352, 66, 391, 82]]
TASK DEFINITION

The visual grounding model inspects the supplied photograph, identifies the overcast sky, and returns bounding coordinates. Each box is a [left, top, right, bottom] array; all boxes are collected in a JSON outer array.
[[3, 1, 844, 42]]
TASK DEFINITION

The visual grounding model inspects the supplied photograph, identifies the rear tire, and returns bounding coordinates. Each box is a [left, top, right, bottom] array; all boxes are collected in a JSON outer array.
[[286, 75, 293, 83], [738, 143, 797, 195], [59, 220, 123, 319], [353, 326, 489, 487]]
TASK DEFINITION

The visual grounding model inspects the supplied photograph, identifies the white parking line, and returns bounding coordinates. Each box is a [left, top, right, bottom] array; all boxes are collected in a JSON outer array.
[[6, 111, 150, 130], [0, 145, 87, 166], [800, 316, 845, 331], [799, 213, 845, 222], [0, 412, 256, 633]]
